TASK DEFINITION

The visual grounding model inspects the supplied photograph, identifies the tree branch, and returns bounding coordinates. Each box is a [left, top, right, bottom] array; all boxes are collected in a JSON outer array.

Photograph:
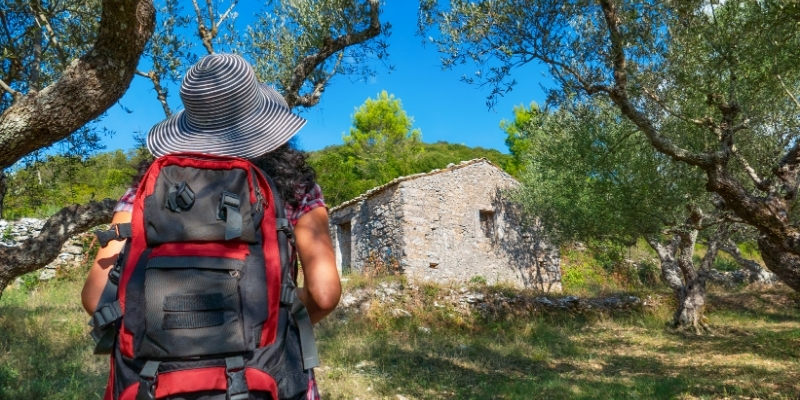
[[598, 0, 712, 169], [292, 52, 345, 108], [642, 87, 709, 128], [191, 0, 214, 54], [777, 74, 800, 111], [732, 146, 770, 192], [0, 0, 156, 170], [284, 0, 383, 109], [0, 198, 116, 297], [136, 69, 172, 118], [719, 239, 775, 283], [0, 79, 21, 102], [30, 2, 69, 67], [217, 1, 237, 29]]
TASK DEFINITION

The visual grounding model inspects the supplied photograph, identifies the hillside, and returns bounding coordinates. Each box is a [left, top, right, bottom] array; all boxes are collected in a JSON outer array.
[[2, 142, 513, 219]]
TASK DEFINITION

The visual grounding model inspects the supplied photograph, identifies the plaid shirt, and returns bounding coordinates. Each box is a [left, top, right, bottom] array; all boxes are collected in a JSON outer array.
[[114, 183, 326, 399]]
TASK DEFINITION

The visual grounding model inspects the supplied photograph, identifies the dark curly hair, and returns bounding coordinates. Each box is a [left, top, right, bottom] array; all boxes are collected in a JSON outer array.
[[251, 143, 317, 208], [130, 143, 317, 208]]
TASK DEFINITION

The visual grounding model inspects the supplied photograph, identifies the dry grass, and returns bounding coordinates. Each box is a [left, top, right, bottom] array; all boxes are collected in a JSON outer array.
[[315, 281, 800, 400], [0, 275, 107, 399], [1, 272, 798, 399]]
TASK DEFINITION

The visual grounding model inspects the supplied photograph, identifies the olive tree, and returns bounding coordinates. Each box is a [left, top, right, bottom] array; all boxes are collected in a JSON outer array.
[[0, 0, 388, 296], [420, 0, 800, 291], [508, 99, 734, 331]]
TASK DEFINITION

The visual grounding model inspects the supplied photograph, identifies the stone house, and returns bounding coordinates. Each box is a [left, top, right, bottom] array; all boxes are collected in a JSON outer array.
[[328, 159, 562, 292]]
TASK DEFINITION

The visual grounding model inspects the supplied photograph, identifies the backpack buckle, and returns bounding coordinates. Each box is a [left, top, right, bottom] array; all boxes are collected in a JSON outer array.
[[94, 223, 132, 248], [218, 192, 243, 240], [136, 361, 160, 400], [225, 356, 249, 400], [108, 257, 123, 285], [166, 181, 195, 212]]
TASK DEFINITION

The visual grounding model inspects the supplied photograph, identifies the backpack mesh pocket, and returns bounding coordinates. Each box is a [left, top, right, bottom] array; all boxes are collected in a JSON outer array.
[[138, 256, 247, 359]]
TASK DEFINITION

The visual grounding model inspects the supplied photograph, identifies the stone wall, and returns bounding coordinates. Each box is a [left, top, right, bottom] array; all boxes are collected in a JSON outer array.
[[329, 185, 405, 273], [399, 161, 561, 291], [0, 218, 89, 281], [329, 160, 562, 292]]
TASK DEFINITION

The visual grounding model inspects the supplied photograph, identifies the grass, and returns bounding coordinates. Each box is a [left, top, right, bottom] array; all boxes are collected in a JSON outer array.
[[0, 275, 107, 399], [312, 280, 800, 399], [1, 264, 799, 399]]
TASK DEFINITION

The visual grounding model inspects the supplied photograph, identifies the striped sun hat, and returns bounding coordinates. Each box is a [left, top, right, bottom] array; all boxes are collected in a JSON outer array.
[[146, 53, 306, 159]]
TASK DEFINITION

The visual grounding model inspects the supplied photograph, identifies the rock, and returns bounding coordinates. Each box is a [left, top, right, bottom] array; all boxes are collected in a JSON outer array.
[[396, 395, 410, 400], [417, 326, 431, 334], [391, 308, 411, 318], [340, 293, 360, 308], [39, 269, 56, 281], [355, 360, 375, 369], [62, 245, 83, 255]]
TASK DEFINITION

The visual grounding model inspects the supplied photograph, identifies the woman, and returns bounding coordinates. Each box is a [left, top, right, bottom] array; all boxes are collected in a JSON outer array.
[[81, 53, 340, 399]]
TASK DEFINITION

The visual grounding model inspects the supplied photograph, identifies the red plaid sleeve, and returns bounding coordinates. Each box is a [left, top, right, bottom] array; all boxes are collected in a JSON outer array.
[[114, 187, 137, 213], [285, 184, 326, 227]]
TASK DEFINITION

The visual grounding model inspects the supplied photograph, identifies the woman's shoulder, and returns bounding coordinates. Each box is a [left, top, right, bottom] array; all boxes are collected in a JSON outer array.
[[286, 183, 326, 225], [114, 187, 137, 214]]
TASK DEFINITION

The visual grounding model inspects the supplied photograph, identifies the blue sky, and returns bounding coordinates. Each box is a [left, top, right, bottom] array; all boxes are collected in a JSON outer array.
[[101, 1, 551, 154]]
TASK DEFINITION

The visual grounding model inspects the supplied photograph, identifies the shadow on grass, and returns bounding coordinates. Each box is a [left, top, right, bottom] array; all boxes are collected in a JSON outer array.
[[316, 303, 800, 400], [0, 302, 107, 399], [707, 290, 800, 324]]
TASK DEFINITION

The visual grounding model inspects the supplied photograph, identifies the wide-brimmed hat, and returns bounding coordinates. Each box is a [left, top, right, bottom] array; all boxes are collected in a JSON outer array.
[[146, 53, 306, 159]]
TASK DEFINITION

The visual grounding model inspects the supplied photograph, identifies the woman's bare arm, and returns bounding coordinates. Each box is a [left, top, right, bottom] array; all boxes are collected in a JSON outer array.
[[294, 207, 340, 324], [81, 212, 131, 315]]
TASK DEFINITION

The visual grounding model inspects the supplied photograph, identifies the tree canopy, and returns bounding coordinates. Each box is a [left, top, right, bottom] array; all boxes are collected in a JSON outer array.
[[420, 0, 800, 291], [0, 0, 390, 295], [309, 91, 512, 206]]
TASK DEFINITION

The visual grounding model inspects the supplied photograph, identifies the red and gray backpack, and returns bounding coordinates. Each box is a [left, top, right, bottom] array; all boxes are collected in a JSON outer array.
[[90, 153, 318, 400]]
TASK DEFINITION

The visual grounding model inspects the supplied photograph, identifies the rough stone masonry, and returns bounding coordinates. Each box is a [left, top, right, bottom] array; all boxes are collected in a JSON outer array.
[[328, 159, 562, 292], [1, 218, 87, 282]]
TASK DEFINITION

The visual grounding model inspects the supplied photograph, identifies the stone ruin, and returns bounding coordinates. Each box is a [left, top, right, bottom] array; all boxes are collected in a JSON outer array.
[[328, 159, 562, 292], [1, 218, 88, 283]]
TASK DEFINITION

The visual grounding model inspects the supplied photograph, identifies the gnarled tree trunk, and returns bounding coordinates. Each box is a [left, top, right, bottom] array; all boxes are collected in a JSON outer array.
[[719, 239, 777, 284], [646, 210, 718, 334], [0, 0, 154, 297], [0, 170, 6, 219], [0, 199, 116, 298]]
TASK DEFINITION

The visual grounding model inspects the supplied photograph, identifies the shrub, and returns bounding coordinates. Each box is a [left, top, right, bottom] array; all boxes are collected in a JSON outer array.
[[469, 275, 487, 285]]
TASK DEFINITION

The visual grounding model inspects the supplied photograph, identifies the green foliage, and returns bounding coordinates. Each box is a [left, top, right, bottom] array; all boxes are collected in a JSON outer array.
[[560, 261, 611, 294], [509, 99, 708, 246], [343, 90, 424, 183], [588, 241, 627, 273], [308, 92, 513, 206], [501, 102, 547, 176], [3, 150, 139, 219], [469, 275, 487, 285], [247, 0, 390, 108], [18, 272, 41, 293]]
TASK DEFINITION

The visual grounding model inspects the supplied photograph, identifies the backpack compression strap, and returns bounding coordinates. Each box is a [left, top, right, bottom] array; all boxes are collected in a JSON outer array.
[[95, 223, 133, 247], [88, 240, 128, 354], [261, 172, 320, 370]]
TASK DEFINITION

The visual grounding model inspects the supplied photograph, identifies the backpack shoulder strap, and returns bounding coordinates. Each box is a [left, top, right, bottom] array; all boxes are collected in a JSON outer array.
[[252, 166, 320, 369]]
